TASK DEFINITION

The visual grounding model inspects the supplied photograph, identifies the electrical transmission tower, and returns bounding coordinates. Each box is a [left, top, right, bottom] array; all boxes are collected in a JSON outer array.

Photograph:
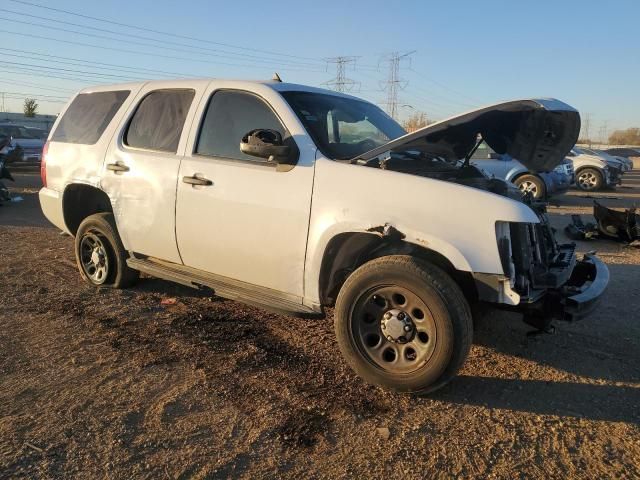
[[323, 56, 360, 93], [381, 51, 415, 119]]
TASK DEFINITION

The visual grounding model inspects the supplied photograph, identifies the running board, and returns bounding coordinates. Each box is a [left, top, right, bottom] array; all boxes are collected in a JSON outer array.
[[126, 257, 321, 317]]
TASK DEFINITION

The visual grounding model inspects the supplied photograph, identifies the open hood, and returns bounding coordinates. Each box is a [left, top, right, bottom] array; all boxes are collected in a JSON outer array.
[[355, 99, 581, 172]]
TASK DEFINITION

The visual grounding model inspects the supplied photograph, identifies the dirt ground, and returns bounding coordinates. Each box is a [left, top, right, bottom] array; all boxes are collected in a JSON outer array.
[[1, 169, 639, 479]]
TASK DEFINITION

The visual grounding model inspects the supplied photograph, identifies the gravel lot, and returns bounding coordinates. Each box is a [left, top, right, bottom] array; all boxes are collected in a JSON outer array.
[[1, 170, 639, 479]]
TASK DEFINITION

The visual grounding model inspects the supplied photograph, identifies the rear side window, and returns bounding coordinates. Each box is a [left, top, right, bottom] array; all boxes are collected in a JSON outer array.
[[52, 90, 130, 144], [196, 90, 285, 161], [124, 89, 195, 153]]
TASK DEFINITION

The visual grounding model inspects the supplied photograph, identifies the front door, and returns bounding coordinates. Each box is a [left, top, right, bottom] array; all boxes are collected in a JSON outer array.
[[175, 87, 315, 297]]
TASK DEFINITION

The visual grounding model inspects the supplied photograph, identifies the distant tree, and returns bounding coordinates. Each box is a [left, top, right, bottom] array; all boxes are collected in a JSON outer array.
[[23, 98, 38, 117], [577, 137, 592, 145], [402, 111, 431, 132], [608, 128, 640, 145]]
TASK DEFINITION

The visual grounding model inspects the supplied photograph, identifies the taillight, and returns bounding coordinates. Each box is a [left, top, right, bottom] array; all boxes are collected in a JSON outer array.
[[40, 141, 49, 187]]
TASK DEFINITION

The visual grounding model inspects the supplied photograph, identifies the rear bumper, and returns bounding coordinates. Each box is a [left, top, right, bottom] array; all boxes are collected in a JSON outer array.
[[39, 187, 68, 232]]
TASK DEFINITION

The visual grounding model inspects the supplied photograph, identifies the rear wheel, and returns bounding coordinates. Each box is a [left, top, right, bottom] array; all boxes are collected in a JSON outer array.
[[515, 174, 546, 199], [576, 168, 604, 191], [75, 213, 139, 288], [334, 255, 472, 394]]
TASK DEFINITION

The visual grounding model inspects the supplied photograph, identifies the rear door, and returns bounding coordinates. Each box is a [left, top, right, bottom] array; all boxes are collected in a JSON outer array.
[[101, 81, 207, 263], [175, 85, 315, 297]]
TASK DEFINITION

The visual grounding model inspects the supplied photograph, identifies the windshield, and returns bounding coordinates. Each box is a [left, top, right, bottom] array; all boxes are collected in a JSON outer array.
[[281, 91, 406, 160]]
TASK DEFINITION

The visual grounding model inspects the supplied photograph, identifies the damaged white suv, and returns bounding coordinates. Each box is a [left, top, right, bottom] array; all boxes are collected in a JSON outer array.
[[39, 80, 609, 393]]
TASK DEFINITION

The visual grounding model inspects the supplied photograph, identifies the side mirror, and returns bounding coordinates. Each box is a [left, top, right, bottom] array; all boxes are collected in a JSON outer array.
[[240, 129, 291, 164]]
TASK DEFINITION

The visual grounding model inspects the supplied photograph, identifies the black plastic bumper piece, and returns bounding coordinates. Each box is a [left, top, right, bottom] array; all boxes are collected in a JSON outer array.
[[560, 253, 609, 320]]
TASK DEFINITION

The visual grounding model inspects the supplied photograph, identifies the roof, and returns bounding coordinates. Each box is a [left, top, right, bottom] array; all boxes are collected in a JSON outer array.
[[76, 78, 362, 100]]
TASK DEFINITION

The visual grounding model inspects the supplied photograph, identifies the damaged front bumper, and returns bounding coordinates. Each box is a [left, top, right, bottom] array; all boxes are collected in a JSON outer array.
[[475, 252, 609, 323], [550, 253, 609, 321]]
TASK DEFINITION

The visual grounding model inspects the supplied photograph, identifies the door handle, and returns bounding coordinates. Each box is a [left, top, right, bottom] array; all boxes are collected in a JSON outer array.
[[182, 174, 212, 186], [106, 161, 130, 173]]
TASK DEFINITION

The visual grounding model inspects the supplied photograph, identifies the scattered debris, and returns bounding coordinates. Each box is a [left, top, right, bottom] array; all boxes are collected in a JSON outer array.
[[10, 196, 23, 203], [160, 298, 177, 306], [593, 201, 640, 242], [565, 214, 598, 240], [628, 240, 640, 249], [376, 427, 391, 440], [24, 441, 44, 453], [565, 202, 640, 244]]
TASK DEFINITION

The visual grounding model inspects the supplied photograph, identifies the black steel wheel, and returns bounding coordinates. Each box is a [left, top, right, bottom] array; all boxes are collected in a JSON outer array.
[[79, 231, 110, 285], [75, 213, 139, 288], [351, 285, 438, 375], [335, 255, 473, 394]]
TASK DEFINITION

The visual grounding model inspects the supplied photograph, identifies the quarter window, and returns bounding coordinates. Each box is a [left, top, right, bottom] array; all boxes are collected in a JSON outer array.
[[51, 90, 130, 144], [196, 90, 286, 162], [125, 89, 195, 153]]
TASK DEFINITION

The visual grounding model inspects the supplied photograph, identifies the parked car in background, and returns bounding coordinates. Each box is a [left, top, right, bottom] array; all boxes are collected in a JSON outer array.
[[596, 149, 634, 171], [470, 143, 573, 199], [25, 127, 49, 141], [567, 147, 622, 191], [577, 147, 631, 172], [604, 147, 640, 158], [0, 123, 46, 162]]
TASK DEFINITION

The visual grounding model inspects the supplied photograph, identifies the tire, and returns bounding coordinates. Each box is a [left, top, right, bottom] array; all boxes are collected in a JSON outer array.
[[75, 213, 139, 288], [514, 174, 546, 200], [334, 255, 473, 394], [576, 168, 604, 191]]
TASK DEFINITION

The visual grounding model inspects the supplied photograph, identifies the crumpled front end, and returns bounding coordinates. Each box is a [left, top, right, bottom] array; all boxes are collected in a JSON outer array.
[[480, 202, 609, 328]]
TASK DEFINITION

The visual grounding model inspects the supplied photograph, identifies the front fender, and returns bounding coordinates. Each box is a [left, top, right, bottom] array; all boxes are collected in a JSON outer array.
[[304, 158, 539, 304]]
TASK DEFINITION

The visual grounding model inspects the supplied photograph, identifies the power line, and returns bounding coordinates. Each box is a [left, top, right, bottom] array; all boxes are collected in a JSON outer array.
[[323, 57, 360, 93], [408, 68, 486, 106], [3, 49, 198, 79], [2, 16, 322, 70], [0, 30, 326, 73], [0, 90, 68, 100], [3, 61, 140, 81], [8, 0, 325, 63], [381, 51, 415, 120], [0, 79, 75, 94]]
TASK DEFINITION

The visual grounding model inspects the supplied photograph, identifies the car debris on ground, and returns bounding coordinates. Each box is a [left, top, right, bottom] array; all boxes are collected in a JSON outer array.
[[565, 201, 640, 245]]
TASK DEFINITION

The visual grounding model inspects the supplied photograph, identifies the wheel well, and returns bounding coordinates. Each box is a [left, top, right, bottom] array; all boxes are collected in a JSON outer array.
[[575, 166, 603, 177], [62, 184, 113, 235], [318, 232, 477, 306]]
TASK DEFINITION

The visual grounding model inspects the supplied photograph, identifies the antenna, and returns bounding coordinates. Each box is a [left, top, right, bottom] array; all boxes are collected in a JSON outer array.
[[272, 72, 282, 82], [323, 56, 360, 93]]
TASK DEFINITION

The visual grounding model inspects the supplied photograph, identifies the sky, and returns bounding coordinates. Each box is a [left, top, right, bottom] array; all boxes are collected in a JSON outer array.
[[1, 0, 638, 141]]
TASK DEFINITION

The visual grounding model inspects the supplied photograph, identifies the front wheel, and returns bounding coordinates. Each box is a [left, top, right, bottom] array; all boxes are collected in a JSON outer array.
[[334, 255, 473, 394], [576, 168, 604, 191], [75, 213, 139, 288]]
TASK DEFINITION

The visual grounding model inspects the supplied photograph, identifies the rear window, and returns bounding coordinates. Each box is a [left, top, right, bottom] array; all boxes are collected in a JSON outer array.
[[51, 90, 130, 144], [124, 89, 195, 153]]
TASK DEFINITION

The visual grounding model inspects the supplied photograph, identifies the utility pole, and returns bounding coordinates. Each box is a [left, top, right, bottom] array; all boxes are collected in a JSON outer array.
[[582, 113, 592, 147], [323, 56, 359, 93], [599, 120, 609, 145], [381, 51, 415, 120]]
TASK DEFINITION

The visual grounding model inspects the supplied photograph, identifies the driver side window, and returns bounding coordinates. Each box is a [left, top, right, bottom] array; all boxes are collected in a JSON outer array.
[[196, 90, 286, 162]]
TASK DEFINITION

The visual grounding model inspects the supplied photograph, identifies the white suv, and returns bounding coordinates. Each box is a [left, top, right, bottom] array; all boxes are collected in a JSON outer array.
[[39, 80, 609, 393]]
